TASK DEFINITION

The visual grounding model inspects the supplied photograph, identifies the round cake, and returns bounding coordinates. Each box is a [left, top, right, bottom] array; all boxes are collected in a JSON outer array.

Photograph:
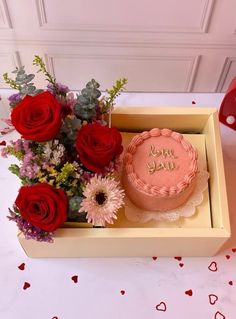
[[122, 128, 198, 211]]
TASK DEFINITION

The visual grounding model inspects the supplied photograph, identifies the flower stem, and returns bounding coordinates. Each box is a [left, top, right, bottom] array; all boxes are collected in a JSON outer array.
[[3, 72, 21, 90], [33, 55, 58, 93]]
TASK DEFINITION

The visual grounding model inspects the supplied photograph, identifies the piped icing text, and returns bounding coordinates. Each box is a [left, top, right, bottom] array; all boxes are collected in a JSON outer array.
[[147, 145, 178, 174]]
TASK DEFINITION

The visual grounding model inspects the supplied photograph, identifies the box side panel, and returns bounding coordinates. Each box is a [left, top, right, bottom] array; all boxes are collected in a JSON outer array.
[[18, 233, 228, 258], [203, 113, 231, 233], [111, 110, 211, 133]]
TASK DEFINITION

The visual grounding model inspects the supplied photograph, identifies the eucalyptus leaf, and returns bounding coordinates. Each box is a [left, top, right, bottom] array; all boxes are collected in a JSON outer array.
[[25, 74, 35, 83], [77, 95, 89, 104]]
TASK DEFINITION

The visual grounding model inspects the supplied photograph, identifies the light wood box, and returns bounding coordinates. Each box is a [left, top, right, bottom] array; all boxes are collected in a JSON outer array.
[[18, 107, 230, 257]]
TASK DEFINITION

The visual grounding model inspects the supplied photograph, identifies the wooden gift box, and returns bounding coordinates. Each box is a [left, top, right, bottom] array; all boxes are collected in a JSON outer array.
[[18, 107, 230, 257]]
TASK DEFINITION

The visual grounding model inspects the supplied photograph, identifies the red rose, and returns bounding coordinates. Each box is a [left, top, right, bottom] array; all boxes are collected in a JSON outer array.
[[15, 183, 68, 232], [11, 92, 62, 142], [76, 123, 123, 173]]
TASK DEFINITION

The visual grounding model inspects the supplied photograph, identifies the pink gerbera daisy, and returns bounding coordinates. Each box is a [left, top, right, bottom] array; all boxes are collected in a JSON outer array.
[[79, 175, 124, 226]]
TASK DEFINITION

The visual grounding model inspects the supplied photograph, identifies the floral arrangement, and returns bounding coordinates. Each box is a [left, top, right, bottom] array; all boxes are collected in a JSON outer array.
[[1, 56, 127, 242]]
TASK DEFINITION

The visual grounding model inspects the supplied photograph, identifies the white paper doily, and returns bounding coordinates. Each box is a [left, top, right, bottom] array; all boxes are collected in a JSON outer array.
[[124, 160, 209, 223]]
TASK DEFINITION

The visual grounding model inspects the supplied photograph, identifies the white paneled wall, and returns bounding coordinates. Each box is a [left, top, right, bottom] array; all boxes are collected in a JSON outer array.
[[0, 0, 236, 92]]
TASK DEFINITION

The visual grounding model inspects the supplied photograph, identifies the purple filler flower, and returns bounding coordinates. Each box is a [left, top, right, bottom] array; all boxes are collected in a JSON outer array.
[[47, 83, 70, 95], [57, 83, 70, 94], [8, 93, 21, 105], [8, 208, 53, 242]]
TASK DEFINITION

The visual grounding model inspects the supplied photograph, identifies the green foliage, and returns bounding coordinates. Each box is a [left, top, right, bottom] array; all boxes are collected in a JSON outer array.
[[3, 73, 20, 90], [69, 196, 83, 211], [8, 164, 36, 185], [60, 117, 81, 143], [56, 162, 76, 184], [29, 141, 46, 156], [102, 78, 128, 113], [8, 164, 20, 176], [33, 55, 57, 89], [3, 66, 43, 100], [5, 146, 24, 160], [74, 79, 101, 121], [13, 67, 35, 86]]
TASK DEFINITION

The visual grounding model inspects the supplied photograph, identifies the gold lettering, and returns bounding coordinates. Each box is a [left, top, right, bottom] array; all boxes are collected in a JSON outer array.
[[147, 161, 156, 174], [149, 145, 177, 158], [147, 161, 176, 174]]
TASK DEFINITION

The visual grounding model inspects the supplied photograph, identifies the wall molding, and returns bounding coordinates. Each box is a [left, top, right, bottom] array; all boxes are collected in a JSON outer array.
[[36, 0, 47, 27], [186, 55, 201, 92], [0, 51, 21, 68], [0, 0, 12, 29], [215, 57, 236, 92], [1, 38, 236, 50], [199, 0, 215, 33], [45, 53, 200, 91], [36, 0, 214, 34]]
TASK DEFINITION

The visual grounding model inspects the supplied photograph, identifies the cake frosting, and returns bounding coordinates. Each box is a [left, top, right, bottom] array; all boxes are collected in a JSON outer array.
[[122, 128, 198, 211]]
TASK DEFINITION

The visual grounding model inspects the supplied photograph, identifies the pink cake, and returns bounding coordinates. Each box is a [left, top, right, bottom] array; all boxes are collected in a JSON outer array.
[[122, 128, 198, 211]]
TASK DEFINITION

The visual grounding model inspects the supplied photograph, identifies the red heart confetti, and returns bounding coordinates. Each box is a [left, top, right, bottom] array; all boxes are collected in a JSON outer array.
[[208, 261, 218, 272], [192, 101, 196, 104], [228, 280, 233, 285], [152, 256, 157, 260], [179, 263, 184, 268], [120, 290, 125, 295], [18, 263, 25, 271], [185, 289, 193, 296], [174, 256, 182, 261], [23, 282, 30, 290], [0, 127, 14, 135], [52, 317, 58, 319], [156, 302, 167, 312], [232, 248, 236, 253], [71, 275, 78, 283], [209, 294, 218, 305], [0, 141, 6, 146], [214, 311, 225, 319], [225, 255, 230, 260]]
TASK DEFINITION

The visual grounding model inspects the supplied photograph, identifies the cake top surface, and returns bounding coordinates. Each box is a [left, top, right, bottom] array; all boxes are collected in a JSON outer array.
[[123, 128, 198, 197]]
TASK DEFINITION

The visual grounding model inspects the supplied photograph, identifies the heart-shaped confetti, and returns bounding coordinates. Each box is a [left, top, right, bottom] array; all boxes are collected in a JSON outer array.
[[152, 256, 157, 260], [23, 282, 30, 290], [192, 101, 196, 104], [228, 280, 233, 285], [232, 248, 236, 253], [209, 294, 218, 305], [52, 317, 58, 319], [18, 263, 25, 271], [208, 261, 217, 272], [0, 127, 14, 135], [120, 290, 125, 295], [0, 141, 6, 146], [179, 263, 184, 268], [174, 256, 182, 261], [225, 255, 230, 260], [215, 311, 225, 319], [156, 302, 167, 312], [185, 289, 193, 296], [71, 275, 78, 283]]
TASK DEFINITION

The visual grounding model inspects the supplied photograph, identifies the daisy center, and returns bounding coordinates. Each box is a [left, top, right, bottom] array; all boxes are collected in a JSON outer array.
[[95, 191, 107, 206]]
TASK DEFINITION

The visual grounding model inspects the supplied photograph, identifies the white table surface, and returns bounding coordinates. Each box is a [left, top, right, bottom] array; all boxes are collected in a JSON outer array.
[[0, 93, 236, 319]]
